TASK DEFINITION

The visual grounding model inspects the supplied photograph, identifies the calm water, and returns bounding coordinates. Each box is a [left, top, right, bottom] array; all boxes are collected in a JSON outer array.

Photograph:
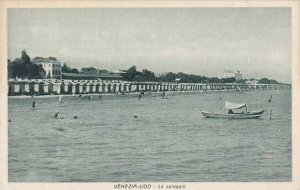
[[8, 90, 291, 182]]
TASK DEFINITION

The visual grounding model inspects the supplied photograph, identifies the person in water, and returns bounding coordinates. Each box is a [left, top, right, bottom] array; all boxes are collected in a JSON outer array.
[[268, 95, 272, 102], [59, 95, 63, 104], [32, 101, 36, 110], [54, 112, 59, 118], [73, 114, 78, 119]]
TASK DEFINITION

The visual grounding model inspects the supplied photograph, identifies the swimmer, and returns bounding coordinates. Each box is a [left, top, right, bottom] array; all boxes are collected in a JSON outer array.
[[54, 112, 59, 119], [268, 95, 272, 102], [59, 95, 62, 104], [32, 100, 36, 110], [73, 114, 78, 119]]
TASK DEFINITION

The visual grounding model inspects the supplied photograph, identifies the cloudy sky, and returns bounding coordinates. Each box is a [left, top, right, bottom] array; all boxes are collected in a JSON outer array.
[[8, 8, 291, 83]]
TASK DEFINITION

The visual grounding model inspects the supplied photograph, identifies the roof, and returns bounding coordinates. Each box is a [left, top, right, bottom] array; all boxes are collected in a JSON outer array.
[[224, 101, 247, 110], [62, 72, 123, 79], [113, 70, 126, 74]]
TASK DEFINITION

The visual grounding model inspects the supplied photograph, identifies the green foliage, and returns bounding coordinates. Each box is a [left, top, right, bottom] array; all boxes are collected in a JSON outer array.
[[8, 50, 45, 79], [133, 75, 144, 82], [158, 72, 177, 82], [70, 68, 79, 73], [62, 63, 79, 73], [48, 57, 57, 61], [208, 77, 220, 83], [98, 69, 110, 73], [81, 67, 97, 74], [259, 78, 278, 84], [236, 79, 247, 83], [121, 66, 138, 81], [142, 69, 156, 81], [220, 77, 236, 83]]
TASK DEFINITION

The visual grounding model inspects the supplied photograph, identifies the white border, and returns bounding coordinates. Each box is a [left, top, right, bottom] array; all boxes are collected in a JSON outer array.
[[0, 1, 299, 190]]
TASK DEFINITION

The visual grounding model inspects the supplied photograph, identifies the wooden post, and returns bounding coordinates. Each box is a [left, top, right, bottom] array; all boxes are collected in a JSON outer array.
[[269, 109, 272, 119]]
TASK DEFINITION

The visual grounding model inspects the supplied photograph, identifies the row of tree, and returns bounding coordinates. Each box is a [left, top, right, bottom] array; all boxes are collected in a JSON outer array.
[[257, 78, 279, 84], [121, 66, 280, 84], [121, 66, 248, 83], [8, 51, 280, 84], [62, 64, 112, 74]]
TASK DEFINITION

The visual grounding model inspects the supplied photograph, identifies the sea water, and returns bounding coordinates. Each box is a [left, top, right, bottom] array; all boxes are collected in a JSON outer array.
[[8, 89, 291, 182]]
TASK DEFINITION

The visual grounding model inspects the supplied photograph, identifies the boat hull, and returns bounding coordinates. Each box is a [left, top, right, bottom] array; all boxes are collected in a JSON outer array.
[[201, 110, 264, 119]]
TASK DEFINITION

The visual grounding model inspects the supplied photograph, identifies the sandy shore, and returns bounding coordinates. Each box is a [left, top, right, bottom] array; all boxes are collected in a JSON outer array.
[[7, 91, 202, 99]]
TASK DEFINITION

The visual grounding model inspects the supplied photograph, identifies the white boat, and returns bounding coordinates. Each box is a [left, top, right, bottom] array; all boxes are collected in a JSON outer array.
[[201, 101, 264, 119]]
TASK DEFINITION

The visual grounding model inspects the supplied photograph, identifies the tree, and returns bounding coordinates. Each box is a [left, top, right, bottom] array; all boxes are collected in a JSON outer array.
[[158, 72, 177, 82], [220, 77, 236, 83], [7, 59, 13, 78], [62, 63, 71, 72], [62, 63, 79, 73], [121, 65, 138, 81], [208, 77, 220, 83], [269, 79, 278, 84], [11, 58, 26, 78], [21, 50, 30, 65], [48, 57, 57, 61], [142, 69, 156, 81], [81, 67, 97, 74], [70, 68, 79, 73], [133, 75, 144, 82], [259, 78, 271, 84]]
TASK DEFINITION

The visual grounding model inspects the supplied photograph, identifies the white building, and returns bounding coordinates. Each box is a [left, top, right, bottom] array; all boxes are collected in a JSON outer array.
[[218, 70, 243, 81], [32, 58, 62, 79]]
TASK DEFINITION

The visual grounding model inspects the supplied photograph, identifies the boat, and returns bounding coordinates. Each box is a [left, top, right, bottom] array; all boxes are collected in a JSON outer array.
[[201, 101, 264, 119]]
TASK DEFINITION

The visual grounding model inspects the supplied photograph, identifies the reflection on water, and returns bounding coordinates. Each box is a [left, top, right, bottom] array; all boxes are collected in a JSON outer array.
[[8, 90, 291, 182]]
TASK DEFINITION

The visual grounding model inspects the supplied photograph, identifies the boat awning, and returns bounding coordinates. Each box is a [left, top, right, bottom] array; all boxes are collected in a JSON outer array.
[[224, 101, 247, 110]]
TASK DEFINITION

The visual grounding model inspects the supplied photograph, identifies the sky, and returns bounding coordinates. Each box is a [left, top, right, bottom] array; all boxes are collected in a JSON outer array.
[[8, 8, 291, 83]]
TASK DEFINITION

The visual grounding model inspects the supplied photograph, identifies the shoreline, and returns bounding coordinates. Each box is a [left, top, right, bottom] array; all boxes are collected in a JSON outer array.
[[7, 88, 289, 99], [7, 90, 219, 99]]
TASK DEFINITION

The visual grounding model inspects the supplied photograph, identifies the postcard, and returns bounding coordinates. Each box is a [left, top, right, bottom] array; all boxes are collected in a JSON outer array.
[[0, 1, 299, 190]]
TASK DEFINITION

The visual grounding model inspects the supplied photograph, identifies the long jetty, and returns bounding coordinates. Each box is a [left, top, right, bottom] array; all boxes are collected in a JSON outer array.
[[7, 79, 291, 96]]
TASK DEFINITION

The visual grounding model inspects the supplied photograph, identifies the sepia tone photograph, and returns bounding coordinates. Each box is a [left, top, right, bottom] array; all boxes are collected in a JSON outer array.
[[0, 1, 299, 190]]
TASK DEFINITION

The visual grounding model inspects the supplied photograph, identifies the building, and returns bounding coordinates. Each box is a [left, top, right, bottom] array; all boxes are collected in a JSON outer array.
[[218, 70, 243, 81], [32, 58, 62, 79], [40, 61, 62, 79]]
